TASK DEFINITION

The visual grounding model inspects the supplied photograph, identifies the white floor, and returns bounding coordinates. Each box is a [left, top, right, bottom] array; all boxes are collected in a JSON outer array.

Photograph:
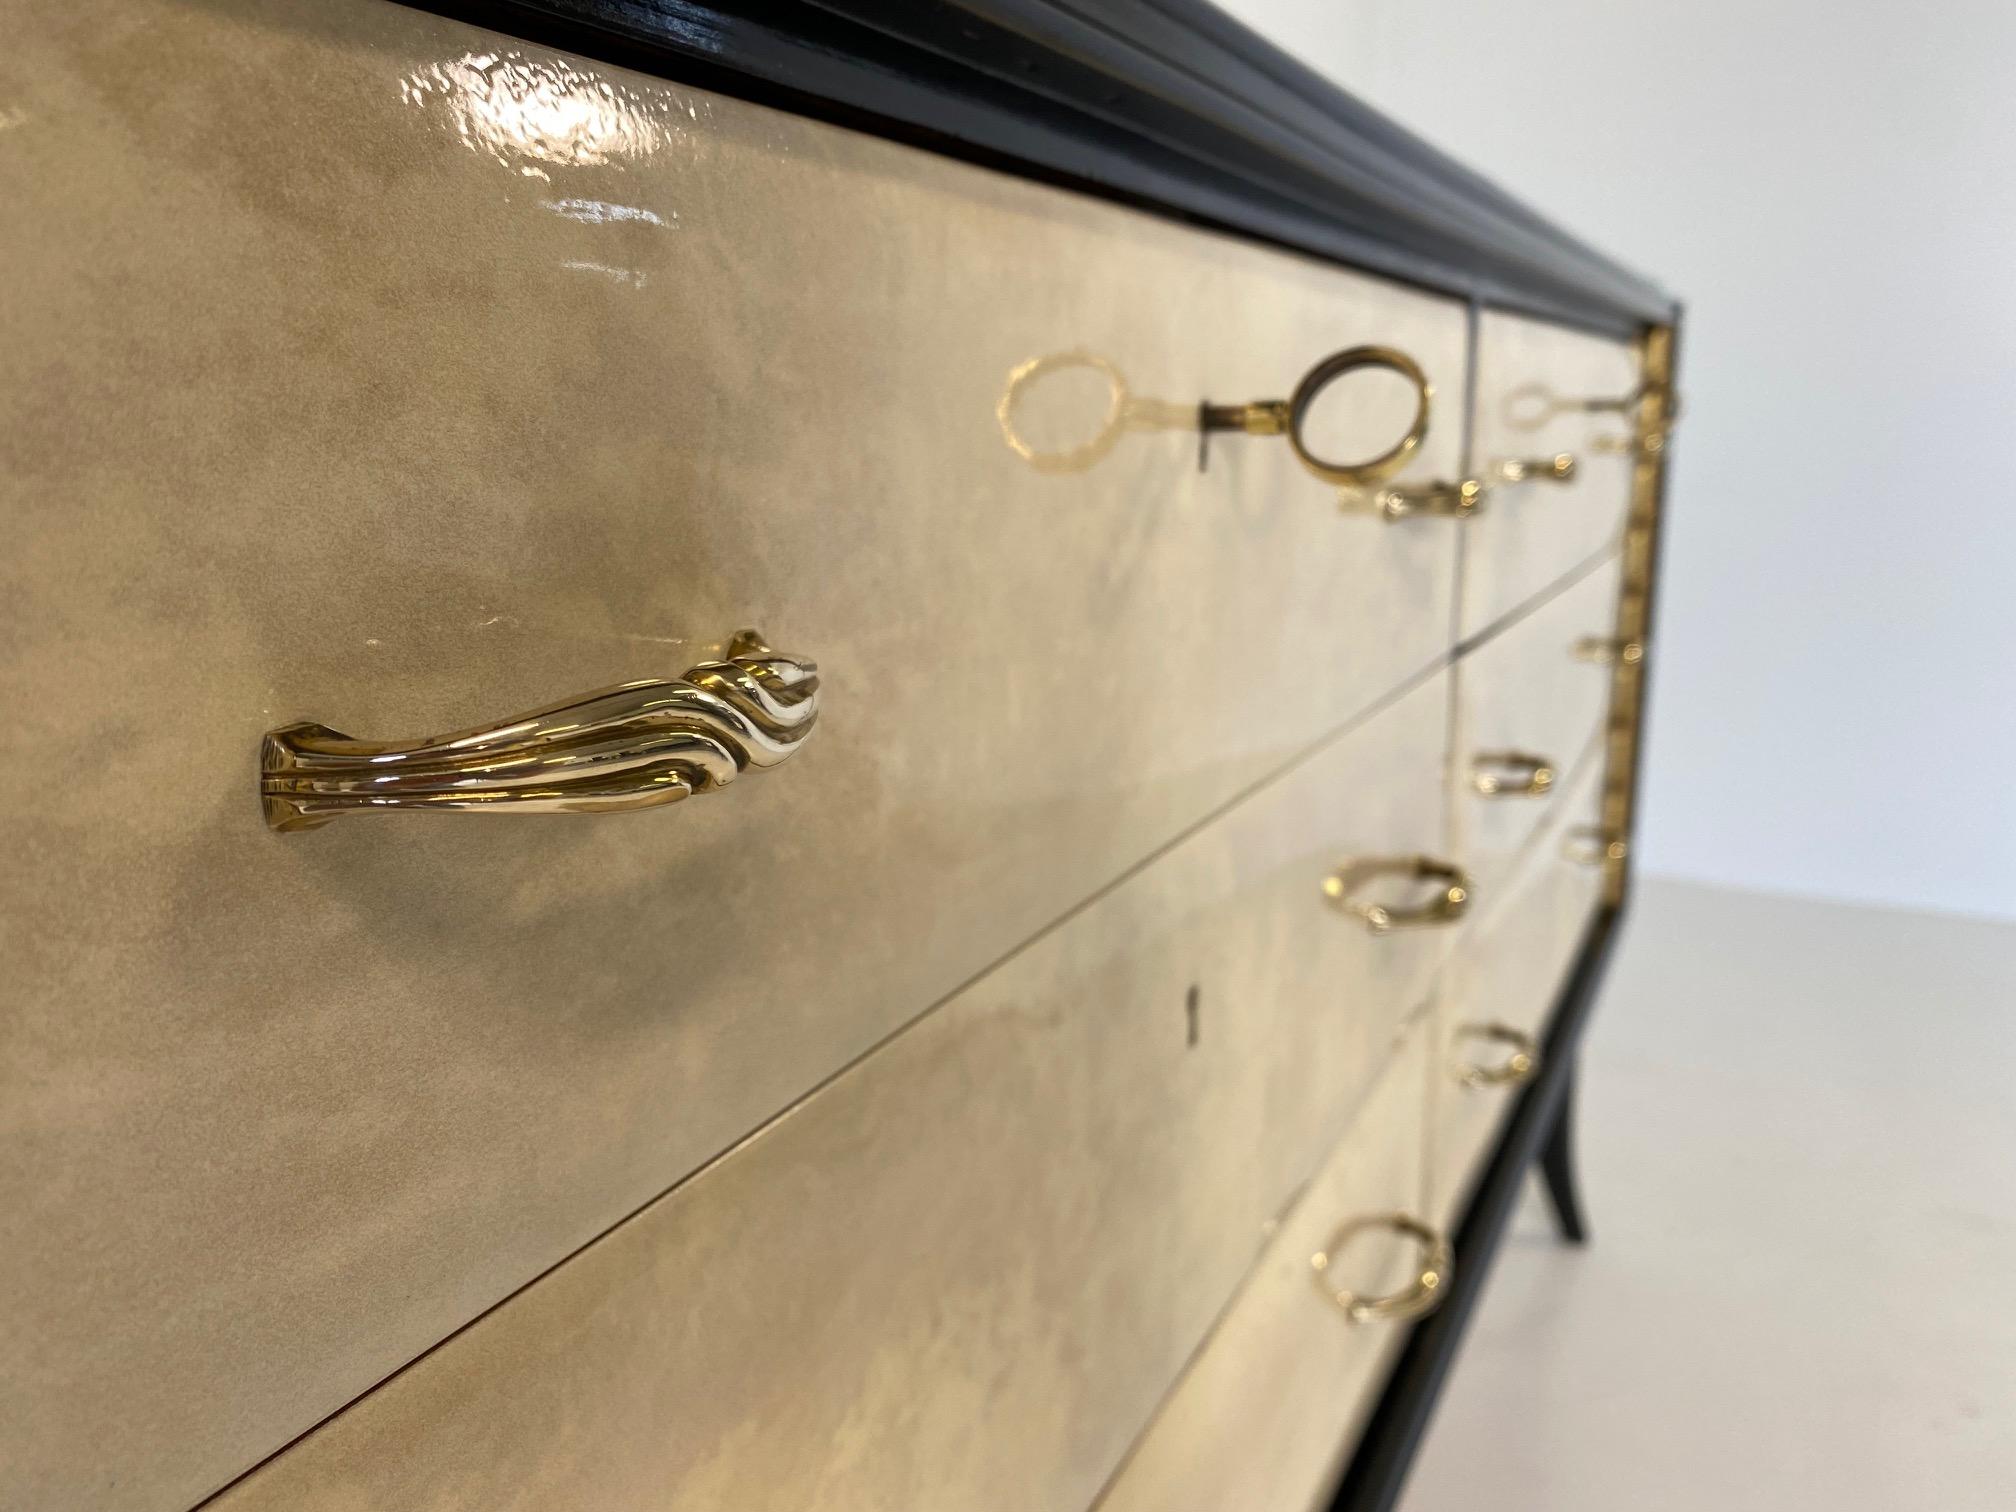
[[1398, 878, 2016, 1512]]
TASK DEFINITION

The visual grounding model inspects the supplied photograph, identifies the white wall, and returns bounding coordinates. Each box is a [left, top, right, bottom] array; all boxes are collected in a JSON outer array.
[[1214, 0, 2016, 920]]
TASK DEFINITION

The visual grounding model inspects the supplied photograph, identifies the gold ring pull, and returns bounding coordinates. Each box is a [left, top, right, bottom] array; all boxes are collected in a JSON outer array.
[[1310, 1213, 1452, 1324], [260, 629, 819, 832], [1562, 825, 1629, 867], [1572, 635, 1645, 665], [1505, 380, 1678, 454], [1323, 855, 1470, 933], [1202, 344, 1432, 488], [1359, 450, 1576, 522], [1502, 380, 1645, 431], [1471, 751, 1556, 798], [1001, 345, 1431, 488], [1452, 1022, 1541, 1089], [995, 350, 1199, 474]]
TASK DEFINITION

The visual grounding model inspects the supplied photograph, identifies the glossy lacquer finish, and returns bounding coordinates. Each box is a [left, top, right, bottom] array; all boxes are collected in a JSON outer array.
[[0, 5, 1469, 1502], [201, 674, 1452, 1512], [1096, 1021, 1434, 1512], [1463, 312, 1642, 637]]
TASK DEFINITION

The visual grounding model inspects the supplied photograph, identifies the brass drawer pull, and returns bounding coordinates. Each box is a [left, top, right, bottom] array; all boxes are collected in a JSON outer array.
[[1493, 452, 1578, 484], [1323, 855, 1470, 933], [1471, 751, 1556, 798], [1311, 1213, 1452, 1324], [1502, 380, 1644, 430], [1200, 345, 1430, 487], [1357, 451, 1575, 522], [996, 350, 1197, 475], [999, 345, 1431, 488], [1572, 634, 1645, 665], [1452, 1022, 1541, 1089], [1562, 825, 1629, 866], [260, 629, 819, 832], [1591, 428, 1676, 456], [1506, 380, 1678, 453], [1352, 476, 1483, 521]]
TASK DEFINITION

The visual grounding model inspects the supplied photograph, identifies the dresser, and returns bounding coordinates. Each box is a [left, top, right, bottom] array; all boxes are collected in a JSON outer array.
[[0, 3, 1677, 1509]]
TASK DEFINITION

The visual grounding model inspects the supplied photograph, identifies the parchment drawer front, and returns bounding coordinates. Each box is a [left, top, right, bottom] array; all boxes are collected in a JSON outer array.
[[0, 2, 1469, 1507], [1429, 760, 1607, 1231], [1463, 312, 1641, 637], [1096, 1021, 1434, 1512], [1454, 553, 1623, 904], [183, 674, 1452, 1512]]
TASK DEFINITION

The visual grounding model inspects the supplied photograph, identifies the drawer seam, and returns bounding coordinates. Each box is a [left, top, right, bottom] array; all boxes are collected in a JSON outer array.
[[1452, 538, 1624, 663], [183, 644, 1461, 1512]]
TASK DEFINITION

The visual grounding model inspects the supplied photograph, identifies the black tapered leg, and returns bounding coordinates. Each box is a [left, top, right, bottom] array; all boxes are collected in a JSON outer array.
[[1538, 1062, 1589, 1244]]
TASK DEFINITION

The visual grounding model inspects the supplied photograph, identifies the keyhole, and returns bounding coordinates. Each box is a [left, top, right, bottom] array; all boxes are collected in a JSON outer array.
[[1185, 984, 1201, 1048]]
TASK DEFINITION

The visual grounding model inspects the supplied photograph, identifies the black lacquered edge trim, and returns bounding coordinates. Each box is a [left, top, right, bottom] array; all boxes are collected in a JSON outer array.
[[394, 0, 1676, 336], [1322, 899, 1628, 1512]]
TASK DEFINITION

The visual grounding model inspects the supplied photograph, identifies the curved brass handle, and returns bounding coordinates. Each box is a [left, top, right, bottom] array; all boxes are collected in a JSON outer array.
[[1311, 1213, 1452, 1324], [261, 629, 819, 832], [1471, 751, 1556, 798], [1452, 1022, 1541, 1090], [1360, 451, 1576, 521], [1562, 825, 1629, 867], [1572, 634, 1645, 665], [1323, 855, 1470, 933]]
